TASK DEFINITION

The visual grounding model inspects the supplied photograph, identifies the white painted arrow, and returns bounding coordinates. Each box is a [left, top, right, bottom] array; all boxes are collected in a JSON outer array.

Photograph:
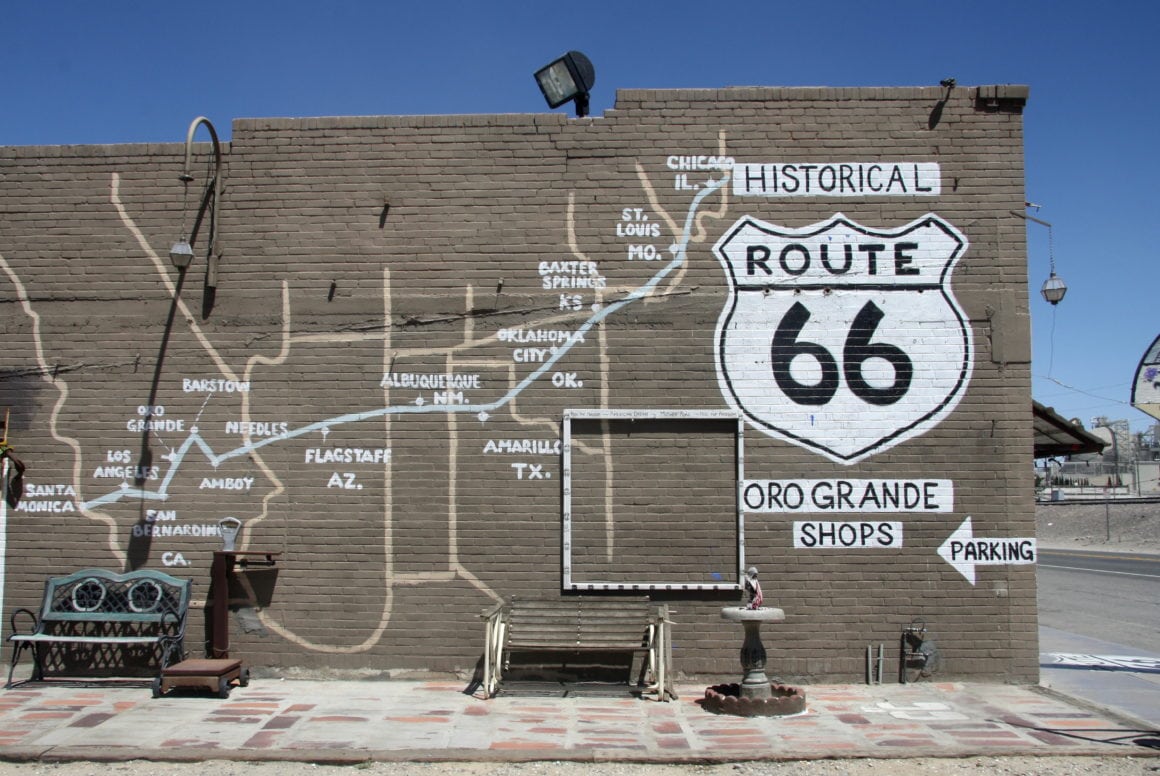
[[937, 516, 1037, 585]]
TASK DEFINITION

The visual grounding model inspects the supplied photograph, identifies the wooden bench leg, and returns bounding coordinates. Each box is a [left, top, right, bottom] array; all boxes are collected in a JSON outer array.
[[648, 624, 664, 700], [662, 620, 677, 701], [641, 619, 676, 702], [637, 624, 655, 689], [482, 620, 493, 698], [486, 620, 507, 698]]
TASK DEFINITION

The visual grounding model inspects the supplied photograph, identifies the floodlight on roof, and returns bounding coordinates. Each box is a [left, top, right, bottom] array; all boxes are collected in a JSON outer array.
[[534, 50, 595, 117]]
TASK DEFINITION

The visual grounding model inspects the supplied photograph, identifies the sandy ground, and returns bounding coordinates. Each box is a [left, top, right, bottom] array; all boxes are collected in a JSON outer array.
[[1036, 499, 1160, 554], [1, 755, 1159, 775]]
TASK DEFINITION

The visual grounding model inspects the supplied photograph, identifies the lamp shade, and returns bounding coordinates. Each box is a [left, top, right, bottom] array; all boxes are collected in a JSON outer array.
[[1040, 272, 1067, 305], [169, 239, 194, 270]]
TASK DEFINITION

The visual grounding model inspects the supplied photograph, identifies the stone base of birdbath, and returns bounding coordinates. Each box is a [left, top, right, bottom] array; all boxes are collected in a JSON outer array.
[[702, 682, 807, 717], [702, 606, 806, 717]]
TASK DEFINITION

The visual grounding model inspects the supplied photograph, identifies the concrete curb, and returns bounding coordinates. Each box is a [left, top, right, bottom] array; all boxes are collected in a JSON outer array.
[[3, 746, 1152, 765]]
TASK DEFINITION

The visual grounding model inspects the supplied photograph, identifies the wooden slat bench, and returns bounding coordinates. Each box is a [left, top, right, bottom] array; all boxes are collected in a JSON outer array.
[[481, 597, 674, 701], [6, 568, 191, 687]]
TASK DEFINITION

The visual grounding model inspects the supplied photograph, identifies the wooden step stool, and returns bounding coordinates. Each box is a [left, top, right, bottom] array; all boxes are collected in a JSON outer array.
[[154, 658, 249, 698]]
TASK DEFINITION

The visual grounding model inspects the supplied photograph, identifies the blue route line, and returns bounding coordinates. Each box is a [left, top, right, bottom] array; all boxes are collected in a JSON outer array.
[[82, 176, 729, 511]]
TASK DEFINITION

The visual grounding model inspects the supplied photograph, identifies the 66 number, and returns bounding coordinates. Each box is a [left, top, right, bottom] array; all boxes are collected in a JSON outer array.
[[771, 301, 913, 406]]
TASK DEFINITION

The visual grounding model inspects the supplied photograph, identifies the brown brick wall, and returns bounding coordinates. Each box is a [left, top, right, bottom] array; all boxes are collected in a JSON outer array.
[[0, 85, 1036, 682]]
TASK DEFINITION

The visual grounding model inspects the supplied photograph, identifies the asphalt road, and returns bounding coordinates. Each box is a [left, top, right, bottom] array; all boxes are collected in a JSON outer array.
[[1037, 548, 1160, 726], [1040, 548, 1160, 579], [1037, 549, 1160, 652]]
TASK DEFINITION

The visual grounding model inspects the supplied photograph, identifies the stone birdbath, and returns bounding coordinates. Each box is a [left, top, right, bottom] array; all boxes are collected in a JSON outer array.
[[720, 605, 785, 699], [702, 570, 806, 716]]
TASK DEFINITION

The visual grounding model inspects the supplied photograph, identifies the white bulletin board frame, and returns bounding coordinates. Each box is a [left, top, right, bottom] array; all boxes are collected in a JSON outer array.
[[561, 409, 745, 592]]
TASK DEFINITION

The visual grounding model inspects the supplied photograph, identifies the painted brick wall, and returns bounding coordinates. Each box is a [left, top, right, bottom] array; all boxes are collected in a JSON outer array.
[[0, 85, 1036, 682]]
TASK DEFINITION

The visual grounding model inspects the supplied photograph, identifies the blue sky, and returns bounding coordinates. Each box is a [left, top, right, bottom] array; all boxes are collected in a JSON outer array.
[[4, 1, 1158, 435]]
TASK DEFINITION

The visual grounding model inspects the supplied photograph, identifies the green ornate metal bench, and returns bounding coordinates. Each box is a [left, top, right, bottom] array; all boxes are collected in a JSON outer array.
[[480, 596, 675, 701], [6, 568, 191, 687]]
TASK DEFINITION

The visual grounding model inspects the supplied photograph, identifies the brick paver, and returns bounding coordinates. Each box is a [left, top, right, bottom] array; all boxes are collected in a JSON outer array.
[[0, 680, 1154, 763]]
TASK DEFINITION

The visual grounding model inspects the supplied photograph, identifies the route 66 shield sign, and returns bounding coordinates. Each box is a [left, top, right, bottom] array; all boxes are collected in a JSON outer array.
[[713, 213, 972, 464]]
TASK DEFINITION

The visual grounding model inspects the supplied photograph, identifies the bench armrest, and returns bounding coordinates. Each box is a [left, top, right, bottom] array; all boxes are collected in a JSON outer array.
[[8, 607, 39, 638], [651, 603, 675, 623], [480, 600, 506, 622], [156, 633, 186, 667]]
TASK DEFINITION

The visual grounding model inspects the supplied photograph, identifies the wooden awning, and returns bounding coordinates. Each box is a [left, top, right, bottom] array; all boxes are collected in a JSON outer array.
[[1033, 401, 1107, 458]]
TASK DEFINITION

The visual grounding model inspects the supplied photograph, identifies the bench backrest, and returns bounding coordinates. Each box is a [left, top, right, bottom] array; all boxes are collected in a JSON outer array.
[[506, 598, 656, 649], [37, 568, 191, 627]]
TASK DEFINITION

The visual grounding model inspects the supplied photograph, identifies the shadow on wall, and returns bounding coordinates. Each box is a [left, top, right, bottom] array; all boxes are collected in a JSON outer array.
[[0, 376, 43, 447], [127, 270, 190, 571], [928, 79, 956, 129]]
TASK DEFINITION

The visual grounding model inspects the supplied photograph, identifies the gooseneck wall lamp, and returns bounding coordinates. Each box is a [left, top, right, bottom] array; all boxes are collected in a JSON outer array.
[[1013, 208, 1068, 306], [534, 50, 595, 118], [170, 116, 223, 286]]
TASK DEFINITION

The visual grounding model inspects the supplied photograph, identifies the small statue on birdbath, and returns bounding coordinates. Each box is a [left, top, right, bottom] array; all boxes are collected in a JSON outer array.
[[744, 566, 763, 609]]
